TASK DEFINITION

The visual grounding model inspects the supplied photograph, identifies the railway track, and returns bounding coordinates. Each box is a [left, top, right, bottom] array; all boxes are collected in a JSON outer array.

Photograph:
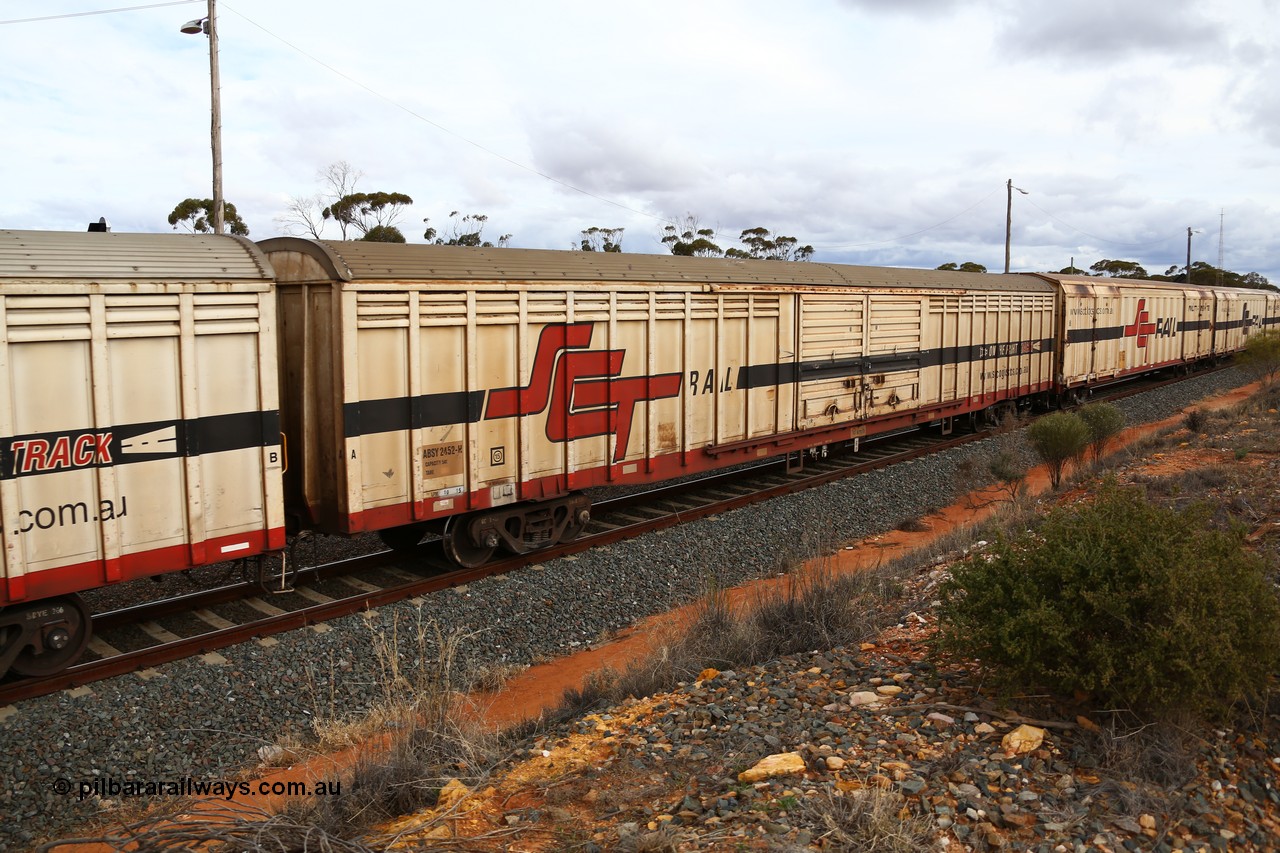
[[0, 365, 1224, 706]]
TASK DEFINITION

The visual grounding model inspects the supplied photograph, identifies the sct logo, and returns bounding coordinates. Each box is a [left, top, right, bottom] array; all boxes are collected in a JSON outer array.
[[9, 433, 112, 475], [1122, 299, 1174, 348], [485, 323, 682, 462]]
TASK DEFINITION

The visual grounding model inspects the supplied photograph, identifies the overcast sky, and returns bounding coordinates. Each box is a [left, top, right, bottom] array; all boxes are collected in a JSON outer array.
[[3, 0, 1278, 281]]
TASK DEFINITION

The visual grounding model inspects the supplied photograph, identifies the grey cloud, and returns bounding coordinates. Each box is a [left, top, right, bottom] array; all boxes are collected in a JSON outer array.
[[994, 0, 1226, 62], [835, 0, 966, 17], [525, 114, 703, 197]]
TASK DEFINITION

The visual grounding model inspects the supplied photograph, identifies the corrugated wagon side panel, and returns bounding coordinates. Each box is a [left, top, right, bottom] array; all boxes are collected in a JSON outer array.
[[0, 286, 283, 605], [415, 291, 470, 513], [3, 297, 104, 583], [351, 290, 413, 516], [1184, 292, 1214, 360]]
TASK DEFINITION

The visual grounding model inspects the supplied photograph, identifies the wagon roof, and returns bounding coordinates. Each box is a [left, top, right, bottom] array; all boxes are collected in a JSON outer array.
[[1028, 272, 1253, 296], [258, 238, 1055, 292], [0, 230, 273, 281]]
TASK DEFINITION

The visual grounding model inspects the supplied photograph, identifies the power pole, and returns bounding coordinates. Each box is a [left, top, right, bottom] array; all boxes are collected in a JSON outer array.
[[1186, 226, 1194, 285], [1217, 209, 1224, 287], [1004, 179, 1012, 273], [208, 0, 224, 235], [1004, 179, 1026, 273]]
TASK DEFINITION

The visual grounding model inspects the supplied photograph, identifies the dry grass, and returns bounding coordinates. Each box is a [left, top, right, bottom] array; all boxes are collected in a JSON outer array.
[[1080, 714, 1201, 823], [282, 611, 513, 842], [555, 556, 902, 720], [798, 786, 935, 852], [34, 804, 379, 853]]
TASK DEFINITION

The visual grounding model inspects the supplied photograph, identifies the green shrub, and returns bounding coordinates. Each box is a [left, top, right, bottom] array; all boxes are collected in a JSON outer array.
[[1183, 407, 1207, 433], [934, 480, 1280, 717], [1240, 330, 1280, 386], [1077, 402, 1126, 461], [987, 449, 1027, 500], [1026, 411, 1091, 487]]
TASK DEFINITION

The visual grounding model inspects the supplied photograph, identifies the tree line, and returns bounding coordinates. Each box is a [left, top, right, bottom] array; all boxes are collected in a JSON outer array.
[[166, 161, 1270, 287], [937, 257, 1273, 290], [166, 162, 817, 262]]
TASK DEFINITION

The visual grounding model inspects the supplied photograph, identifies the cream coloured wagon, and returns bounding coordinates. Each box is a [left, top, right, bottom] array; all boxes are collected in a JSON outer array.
[[0, 230, 284, 676], [259, 239, 1056, 567]]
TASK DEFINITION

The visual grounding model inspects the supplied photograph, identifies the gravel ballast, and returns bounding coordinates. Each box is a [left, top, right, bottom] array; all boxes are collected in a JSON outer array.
[[0, 367, 1253, 850]]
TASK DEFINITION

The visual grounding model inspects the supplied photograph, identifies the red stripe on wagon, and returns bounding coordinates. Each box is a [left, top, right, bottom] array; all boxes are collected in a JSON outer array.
[[0, 527, 286, 606]]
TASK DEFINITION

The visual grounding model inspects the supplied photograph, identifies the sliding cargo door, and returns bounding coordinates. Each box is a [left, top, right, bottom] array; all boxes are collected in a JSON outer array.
[[795, 293, 868, 431]]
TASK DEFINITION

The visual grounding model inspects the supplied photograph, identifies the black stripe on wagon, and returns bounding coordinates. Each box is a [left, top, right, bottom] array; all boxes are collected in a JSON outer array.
[[0, 410, 280, 480], [343, 390, 485, 438], [1066, 326, 1126, 343], [1179, 320, 1213, 333], [1068, 318, 1255, 342], [735, 363, 800, 389], [738, 338, 1055, 390]]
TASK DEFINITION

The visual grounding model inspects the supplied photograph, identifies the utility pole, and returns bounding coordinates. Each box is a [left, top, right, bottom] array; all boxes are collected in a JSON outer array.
[[207, 0, 223, 235], [1186, 226, 1194, 285], [1004, 179, 1027, 274], [1217, 210, 1224, 287], [180, 0, 223, 234]]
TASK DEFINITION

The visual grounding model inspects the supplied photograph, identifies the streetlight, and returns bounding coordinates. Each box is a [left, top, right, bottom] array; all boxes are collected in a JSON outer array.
[[1003, 178, 1024, 272], [1186, 226, 1201, 285], [180, 1, 223, 235]]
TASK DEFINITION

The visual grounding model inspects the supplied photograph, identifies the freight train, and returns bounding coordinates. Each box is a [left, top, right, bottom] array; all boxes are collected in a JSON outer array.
[[0, 228, 1275, 677]]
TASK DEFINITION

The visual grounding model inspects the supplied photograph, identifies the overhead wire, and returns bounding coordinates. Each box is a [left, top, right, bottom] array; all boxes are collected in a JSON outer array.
[[0, 1, 200, 25]]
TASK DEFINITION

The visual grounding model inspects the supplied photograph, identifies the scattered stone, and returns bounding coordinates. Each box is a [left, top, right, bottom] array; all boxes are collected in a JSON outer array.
[[1001, 724, 1045, 755], [738, 752, 806, 783], [437, 778, 470, 810]]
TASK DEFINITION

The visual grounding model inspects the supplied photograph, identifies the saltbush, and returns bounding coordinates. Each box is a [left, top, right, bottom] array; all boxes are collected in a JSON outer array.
[[1077, 402, 1126, 461], [1026, 411, 1090, 487], [934, 480, 1280, 717], [1240, 329, 1280, 386]]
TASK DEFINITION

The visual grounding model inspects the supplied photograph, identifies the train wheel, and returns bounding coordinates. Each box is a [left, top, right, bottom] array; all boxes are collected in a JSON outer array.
[[378, 523, 426, 553], [442, 516, 496, 568], [558, 507, 591, 544], [10, 595, 91, 678]]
